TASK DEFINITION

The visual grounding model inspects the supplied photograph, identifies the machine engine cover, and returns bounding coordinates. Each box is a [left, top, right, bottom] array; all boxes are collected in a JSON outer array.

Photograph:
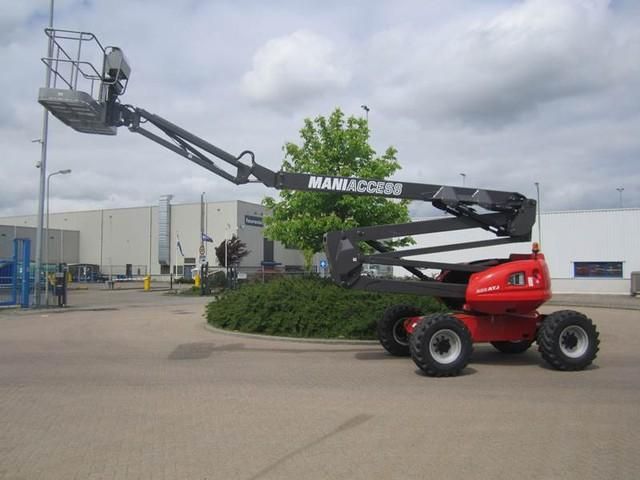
[[465, 253, 551, 315]]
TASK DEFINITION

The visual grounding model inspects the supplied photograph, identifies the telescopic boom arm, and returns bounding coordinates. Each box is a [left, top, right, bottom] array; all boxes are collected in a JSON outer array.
[[112, 104, 535, 239], [106, 104, 536, 298]]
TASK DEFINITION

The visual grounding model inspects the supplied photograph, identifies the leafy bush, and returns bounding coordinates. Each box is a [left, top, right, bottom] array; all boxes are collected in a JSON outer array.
[[206, 276, 446, 339]]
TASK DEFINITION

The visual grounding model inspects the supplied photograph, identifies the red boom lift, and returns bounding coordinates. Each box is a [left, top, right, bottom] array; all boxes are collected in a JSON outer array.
[[38, 29, 599, 376]]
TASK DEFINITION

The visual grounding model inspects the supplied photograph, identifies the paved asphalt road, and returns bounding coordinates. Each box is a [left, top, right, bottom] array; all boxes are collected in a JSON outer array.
[[1, 289, 639, 480]]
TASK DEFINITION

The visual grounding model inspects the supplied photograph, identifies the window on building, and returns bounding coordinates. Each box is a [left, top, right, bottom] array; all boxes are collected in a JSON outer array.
[[573, 262, 623, 278], [160, 264, 170, 275], [184, 263, 196, 280]]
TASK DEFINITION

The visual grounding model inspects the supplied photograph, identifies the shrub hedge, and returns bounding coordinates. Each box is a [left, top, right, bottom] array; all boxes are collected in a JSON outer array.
[[206, 276, 447, 339]]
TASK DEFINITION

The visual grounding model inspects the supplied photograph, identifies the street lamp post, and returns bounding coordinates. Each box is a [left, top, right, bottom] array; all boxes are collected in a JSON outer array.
[[616, 187, 624, 208], [460, 173, 466, 186], [34, 0, 56, 307], [45, 169, 71, 303], [225, 223, 230, 286], [360, 104, 370, 122], [200, 192, 205, 260], [109, 215, 113, 282], [534, 182, 542, 246], [60, 218, 67, 265]]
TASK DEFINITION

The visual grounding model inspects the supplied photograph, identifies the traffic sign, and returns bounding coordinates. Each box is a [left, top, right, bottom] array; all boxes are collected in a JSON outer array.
[[199, 245, 205, 255], [319, 259, 328, 269]]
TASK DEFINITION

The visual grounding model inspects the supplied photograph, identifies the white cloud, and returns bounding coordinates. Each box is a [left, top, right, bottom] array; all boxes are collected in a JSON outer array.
[[241, 30, 351, 109], [372, 0, 629, 127], [0, 0, 638, 218]]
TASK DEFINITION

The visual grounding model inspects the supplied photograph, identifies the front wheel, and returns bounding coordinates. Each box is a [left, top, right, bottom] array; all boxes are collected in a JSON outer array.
[[537, 310, 600, 371], [410, 313, 473, 377], [377, 304, 422, 356]]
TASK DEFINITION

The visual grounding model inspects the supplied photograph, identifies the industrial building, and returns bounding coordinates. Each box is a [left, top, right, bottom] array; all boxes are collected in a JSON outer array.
[[1, 202, 637, 294], [403, 208, 639, 295], [0, 198, 305, 279]]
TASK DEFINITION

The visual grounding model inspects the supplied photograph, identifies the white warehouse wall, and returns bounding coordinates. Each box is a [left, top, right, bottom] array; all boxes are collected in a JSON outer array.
[[0, 199, 305, 275], [236, 201, 265, 267], [4, 204, 635, 291], [394, 208, 639, 295]]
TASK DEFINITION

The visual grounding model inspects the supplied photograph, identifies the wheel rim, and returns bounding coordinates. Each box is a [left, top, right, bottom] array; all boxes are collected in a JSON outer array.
[[559, 325, 589, 358], [428, 329, 462, 364], [392, 319, 409, 346]]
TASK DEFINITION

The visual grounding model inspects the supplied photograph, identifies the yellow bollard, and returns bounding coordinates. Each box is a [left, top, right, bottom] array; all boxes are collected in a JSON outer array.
[[143, 275, 151, 291], [194, 273, 201, 288]]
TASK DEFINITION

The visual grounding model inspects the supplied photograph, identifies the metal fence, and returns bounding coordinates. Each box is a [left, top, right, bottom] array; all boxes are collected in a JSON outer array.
[[0, 257, 14, 306], [66, 264, 149, 283], [201, 265, 323, 288], [100, 275, 173, 291], [0, 239, 31, 307]]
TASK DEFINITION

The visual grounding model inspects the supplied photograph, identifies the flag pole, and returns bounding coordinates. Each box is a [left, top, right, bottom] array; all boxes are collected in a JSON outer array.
[[176, 233, 181, 279]]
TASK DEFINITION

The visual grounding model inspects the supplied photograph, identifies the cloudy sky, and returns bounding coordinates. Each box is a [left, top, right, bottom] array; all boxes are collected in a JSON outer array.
[[1, 0, 638, 218]]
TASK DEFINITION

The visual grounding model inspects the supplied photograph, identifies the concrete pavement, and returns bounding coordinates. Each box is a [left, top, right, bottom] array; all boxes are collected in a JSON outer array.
[[1, 289, 639, 479], [548, 292, 640, 310]]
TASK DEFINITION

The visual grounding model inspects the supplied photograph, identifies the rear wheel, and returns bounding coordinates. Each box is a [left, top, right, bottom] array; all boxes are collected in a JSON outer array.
[[537, 310, 599, 371], [409, 313, 473, 377], [491, 340, 532, 354], [377, 304, 422, 356]]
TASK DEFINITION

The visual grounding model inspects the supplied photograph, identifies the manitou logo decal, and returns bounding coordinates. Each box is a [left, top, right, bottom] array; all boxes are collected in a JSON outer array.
[[308, 176, 403, 196]]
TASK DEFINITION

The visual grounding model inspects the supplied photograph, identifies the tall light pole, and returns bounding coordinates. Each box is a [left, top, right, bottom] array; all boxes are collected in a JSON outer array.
[[34, 0, 56, 307], [45, 168, 71, 303], [460, 173, 466, 186], [360, 104, 370, 122], [60, 218, 67, 265], [534, 182, 542, 246], [200, 192, 206, 259], [109, 215, 113, 282], [616, 187, 624, 208], [225, 223, 230, 285]]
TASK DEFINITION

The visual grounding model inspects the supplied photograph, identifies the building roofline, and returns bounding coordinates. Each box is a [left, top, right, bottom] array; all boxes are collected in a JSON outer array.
[[542, 207, 640, 215], [413, 206, 639, 221], [0, 199, 264, 219]]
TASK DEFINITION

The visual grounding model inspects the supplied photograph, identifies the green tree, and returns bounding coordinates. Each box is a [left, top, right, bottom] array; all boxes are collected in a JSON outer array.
[[214, 235, 250, 267], [263, 108, 411, 268]]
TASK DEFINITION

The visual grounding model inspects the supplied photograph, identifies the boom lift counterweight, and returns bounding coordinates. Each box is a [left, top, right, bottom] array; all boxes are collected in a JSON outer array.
[[38, 29, 600, 376]]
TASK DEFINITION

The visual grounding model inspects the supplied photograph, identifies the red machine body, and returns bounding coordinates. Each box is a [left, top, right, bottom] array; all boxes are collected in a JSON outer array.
[[465, 252, 551, 315], [405, 250, 551, 343]]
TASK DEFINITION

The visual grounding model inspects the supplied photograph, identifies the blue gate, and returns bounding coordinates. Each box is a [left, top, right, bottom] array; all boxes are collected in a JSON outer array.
[[0, 239, 31, 307]]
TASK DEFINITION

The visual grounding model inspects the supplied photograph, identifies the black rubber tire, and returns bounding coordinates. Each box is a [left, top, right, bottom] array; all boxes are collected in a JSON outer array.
[[409, 313, 473, 377], [537, 310, 600, 371], [377, 304, 422, 356], [491, 340, 533, 354]]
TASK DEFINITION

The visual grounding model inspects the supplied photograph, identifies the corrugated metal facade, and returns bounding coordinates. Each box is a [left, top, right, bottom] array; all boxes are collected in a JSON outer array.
[[396, 208, 640, 294], [1, 205, 636, 293], [158, 195, 172, 266], [0, 200, 305, 276]]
